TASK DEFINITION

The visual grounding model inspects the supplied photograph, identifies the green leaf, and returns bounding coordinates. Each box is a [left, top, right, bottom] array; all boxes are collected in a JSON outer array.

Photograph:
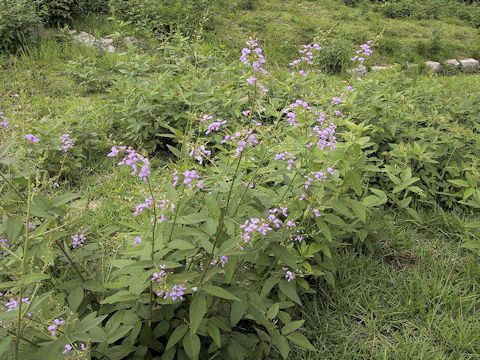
[[68, 287, 83, 312], [183, 330, 201, 360], [107, 325, 133, 344], [287, 332, 316, 351], [203, 285, 240, 301], [167, 144, 182, 158], [230, 298, 247, 326], [189, 294, 207, 334], [168, 239, 195, 250], [23, 273, 50, 284], [281, 320, 305, 335], [165, 323, 188, 350], [261, 277, 279, 298], [349, 200, 366, 223], [6, 216, 23, 243], [274, 334, 290, 359], [207, 320, 221, 347], [278, 279, 302, 305], [101, 291, 139, 304], [267, 303, 280, 320]]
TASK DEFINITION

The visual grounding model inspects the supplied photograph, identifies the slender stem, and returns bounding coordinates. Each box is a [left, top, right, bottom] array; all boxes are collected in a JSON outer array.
[[55, 240, 85, 282], [15, 176, 31, 360], [146, 178, 157, 328], [200, 152, 243, 284]]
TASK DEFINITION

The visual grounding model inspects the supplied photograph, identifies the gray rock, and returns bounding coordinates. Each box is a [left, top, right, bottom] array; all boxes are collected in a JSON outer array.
[[346, 66, 368, 76], [371, 65, 387, 72], [459, 58, 479, 72], [68, 30, 77, 35], [445, 59, 459, 68], [425, 61, 441, 72], [105, 45, 116, 53], [100, 38, 114, 45]]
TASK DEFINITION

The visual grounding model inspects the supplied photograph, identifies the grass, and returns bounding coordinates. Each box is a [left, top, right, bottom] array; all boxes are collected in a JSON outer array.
[[294, 214, 480, 359], [205, 0, 480, 65]]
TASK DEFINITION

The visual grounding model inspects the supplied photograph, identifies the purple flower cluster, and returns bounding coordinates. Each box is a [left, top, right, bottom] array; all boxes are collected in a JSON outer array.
[[6, 297, 29, 312], [71, 234, 85, 248], [48, 318, 65, 336], [159, 284, 187, 301], [289, 43, 322, 76], [63, 343, 86, 354], [152, 265, 167, 283], [240, 38, 268, 75], [274, 152, 296, 169], [200, 114, 213, 123], [0, 112, 8, 129], [351, 40, 373, 63], [268, 207, 289, 228], [304, 169, 335, 189], [25, 134, 40, 143], [221, 129, 258, 157], [282, 267, 294, 282], [205, 119, 227, 135], [210, 256, 229, 267], [0, 238, 9, 248], [313, 208, 321, 217], [108, 146, 151, 182], [134, 197, 153, 215], [283, 100, 312, 127], [189, 145, 211, 164], [59, 131, 74, 152], [240, 218, 272, 243], [184, 170, 204, 189], [307, 122, 337, 151]]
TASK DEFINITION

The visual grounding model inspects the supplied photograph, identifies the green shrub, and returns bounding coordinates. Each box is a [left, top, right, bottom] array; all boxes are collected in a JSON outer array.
[[312, 38, 352, 74], [40, 0, 109, 26], [381, 0, 417, 18], [110, 0, 222, 36], [0, 0, 42, 53]]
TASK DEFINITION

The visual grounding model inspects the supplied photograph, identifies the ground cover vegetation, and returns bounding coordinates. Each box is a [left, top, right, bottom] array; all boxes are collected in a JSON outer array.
[[0, 0, 479, 359]]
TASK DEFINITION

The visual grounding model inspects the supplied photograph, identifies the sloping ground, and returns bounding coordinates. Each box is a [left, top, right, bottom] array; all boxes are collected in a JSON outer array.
[[206, 0, 480, 65]]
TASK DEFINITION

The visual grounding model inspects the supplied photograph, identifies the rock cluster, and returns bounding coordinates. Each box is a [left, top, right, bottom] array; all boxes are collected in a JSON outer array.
[[68, 30, 139, 52], [348, 58, 479, 75]]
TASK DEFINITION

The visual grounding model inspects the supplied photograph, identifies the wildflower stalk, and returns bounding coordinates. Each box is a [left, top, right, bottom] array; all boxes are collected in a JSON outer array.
[[200, 151, 243, 284], [146, 177, 157, 328], [14, 176, 32, 360]]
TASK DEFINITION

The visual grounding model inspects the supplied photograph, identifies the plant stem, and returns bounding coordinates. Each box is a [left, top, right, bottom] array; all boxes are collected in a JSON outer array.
[[55, 240, 85, 282], [146, 178, 157, 328], [200, 152, 243, 284], [15, 176, 32, 360]]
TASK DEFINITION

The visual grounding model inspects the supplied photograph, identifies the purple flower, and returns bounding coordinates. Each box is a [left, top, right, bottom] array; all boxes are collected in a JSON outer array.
[[257, 83, 269, 93], [108, 147, 151, 182], [5, 299, 18, 312], [134, 197, 153, 215], [63, 344, 72, 355], [275, 152, 296, 169], [200, 115, 213, 123], [183, 170, 202, 189], [246, 77, 257, 84], [71, 234, 86, 248], [313, 209, 321, 217], [25, 134, 40, 143], [205, 120, 227, 135], [152, 265, 167, 283], [351, 41, 373, 63], [59, 131, 74, 152], [242, 110, 251, 116], [189, 145, 211, 164], [48, 319, 65, 336], [0, 113, 8, 129], [299, 70, 307, 77], [211, 256, 229, 267], [0, 238, 9, 248], [331, 97, 342, 105], [162, 284, 187, 301], [133, 237, 142, 245], [80, 343, 87, 351], [282, 267, 294, 281], [240, 218, 272, 243], [347, 86, 354, 92]]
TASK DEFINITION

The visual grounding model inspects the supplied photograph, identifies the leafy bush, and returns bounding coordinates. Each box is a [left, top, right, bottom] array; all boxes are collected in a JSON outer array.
[[110, 0, 222, 36], [381, 0, 417, 18], [0, 0, 42, 53], [0, 39, 388, 359], [312, 38, 352, 74]]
